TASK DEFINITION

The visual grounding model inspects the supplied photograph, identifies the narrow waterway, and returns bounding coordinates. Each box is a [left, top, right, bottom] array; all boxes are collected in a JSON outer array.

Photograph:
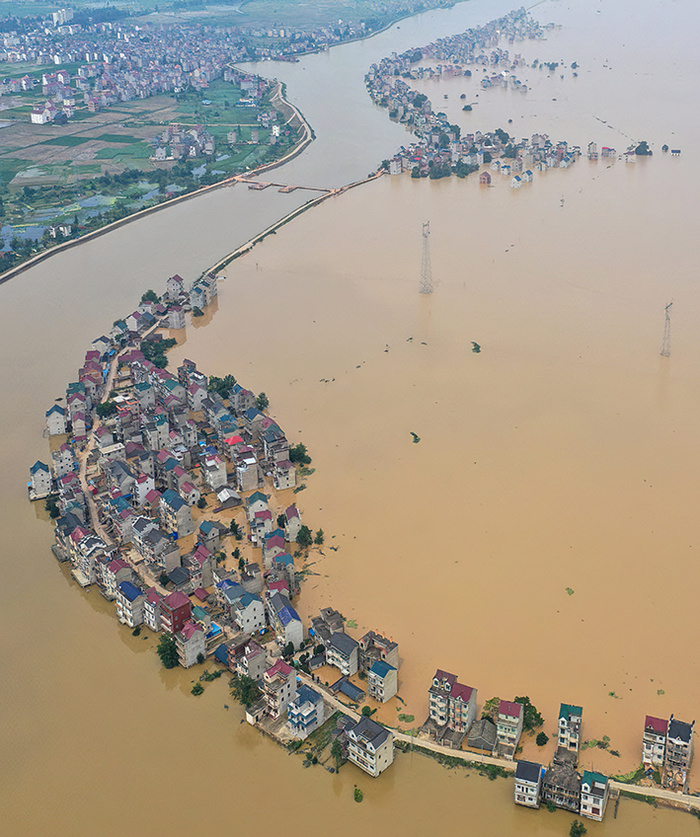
[[2, 0, 700, 834]]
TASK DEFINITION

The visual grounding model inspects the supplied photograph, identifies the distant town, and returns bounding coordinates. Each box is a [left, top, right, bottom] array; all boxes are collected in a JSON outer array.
[[28, 265, 698, 820]]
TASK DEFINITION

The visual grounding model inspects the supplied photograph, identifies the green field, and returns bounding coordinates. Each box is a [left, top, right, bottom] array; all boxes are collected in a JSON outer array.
[[42, 136, 90, 147], [95, 144, 153, 161], [97, 133, 142, 144]]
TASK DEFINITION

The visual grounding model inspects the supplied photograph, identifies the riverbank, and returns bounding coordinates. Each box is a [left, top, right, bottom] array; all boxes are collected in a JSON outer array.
[[0, 79, 316, 288]]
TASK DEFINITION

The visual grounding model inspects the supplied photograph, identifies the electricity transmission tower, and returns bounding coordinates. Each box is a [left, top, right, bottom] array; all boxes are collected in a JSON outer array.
[[419, 221, 433, 294], [660, 300, 673, 357]]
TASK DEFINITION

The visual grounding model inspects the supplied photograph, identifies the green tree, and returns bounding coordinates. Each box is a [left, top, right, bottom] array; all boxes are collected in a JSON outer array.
[[95, 400, 118, 418], [514, 696, 544, 731], [282, 642, 295, 659], [230, 520, 241, 538], [314, 529, 324, 546], [44, 495, 60, 519], [197, 497, 206, 509], [289, 443, 311, 465], [255, 392, 269, 411], [296, 525, 313, 549], [141, 289, 160, 304], [536, 731, 549, 746], [191, 682, 204, 696], [230, 672, 261, 707], [635, 140, 652, 156], [277, 513, 286, 529], [331, 738, 344, 770], [354, 787, 363, 803], [570, 821, 587, 837], [156, 633, 179, 669]]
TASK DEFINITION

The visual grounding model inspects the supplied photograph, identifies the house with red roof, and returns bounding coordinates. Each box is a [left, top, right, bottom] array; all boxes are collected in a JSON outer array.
[[263, 659, 297, 718], [426, 669, 478, 748], [144, 587, 163, 631], [496, 700, 524, 759], [175, 620, 205, 667], [160, 590, 191, 634], [642, 715, 668, 767]]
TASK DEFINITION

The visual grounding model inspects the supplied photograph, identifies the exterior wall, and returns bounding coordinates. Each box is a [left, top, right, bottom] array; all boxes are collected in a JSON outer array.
[[347, 733, 394, 778]]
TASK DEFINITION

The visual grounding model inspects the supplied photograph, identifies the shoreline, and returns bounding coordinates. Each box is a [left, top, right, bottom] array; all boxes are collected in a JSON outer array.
[[0, 79, 317, 288]]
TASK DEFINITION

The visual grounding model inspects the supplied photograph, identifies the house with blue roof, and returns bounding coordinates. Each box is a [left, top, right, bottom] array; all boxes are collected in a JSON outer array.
[[160, 488, 194, 537], [46, 404, 67, 436], [368, 659, 398, 703], [287, 685, 325, 740], [116, 580, 144, 628], [28, 460, 52, 500], [232, 592, 265, 633], [266, 590, 303, 650]]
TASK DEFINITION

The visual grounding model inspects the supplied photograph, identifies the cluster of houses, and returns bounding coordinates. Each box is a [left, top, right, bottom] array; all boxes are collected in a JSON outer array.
[[151, 123, 216, 161], [364, 10, 585, 181], [0, 0, 456, 86], [421, 667, 696, 820], [2, 24, 280, 125], [229, 607, 399, 777]]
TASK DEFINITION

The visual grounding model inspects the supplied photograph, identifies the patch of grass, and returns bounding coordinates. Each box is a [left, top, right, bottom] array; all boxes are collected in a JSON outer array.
[[42, 136, 90, 147], [614, 764, 646, 784], [97, 133, 142, 143], [398, 714, 415, 723], [565, 587, 574, 596], [619, 790, 657, 806]]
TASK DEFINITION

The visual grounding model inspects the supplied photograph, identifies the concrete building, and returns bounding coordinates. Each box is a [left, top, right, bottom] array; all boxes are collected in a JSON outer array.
[[642, 716, 668, 767], [345, 716, 394, 777], [580, 771, 610, 821], [558, 703, 582, 759], [287, 684, 325, 740], [514, 760, 544, 808], [367, 660, 398, 703]]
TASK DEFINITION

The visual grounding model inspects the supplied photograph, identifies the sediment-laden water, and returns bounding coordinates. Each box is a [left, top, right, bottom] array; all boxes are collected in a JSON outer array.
[[2, 0, 699, 833]]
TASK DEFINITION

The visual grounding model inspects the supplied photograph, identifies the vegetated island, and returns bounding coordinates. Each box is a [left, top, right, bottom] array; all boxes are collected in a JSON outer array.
[[27, 267, 700, 820]]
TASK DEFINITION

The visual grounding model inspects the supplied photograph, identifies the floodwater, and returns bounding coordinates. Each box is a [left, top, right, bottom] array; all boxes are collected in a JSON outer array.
[[2, 0, 700, 834]]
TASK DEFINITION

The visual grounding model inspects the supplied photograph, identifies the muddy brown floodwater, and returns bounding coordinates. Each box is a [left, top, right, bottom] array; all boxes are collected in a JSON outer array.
[[2, 0, 700, 834]]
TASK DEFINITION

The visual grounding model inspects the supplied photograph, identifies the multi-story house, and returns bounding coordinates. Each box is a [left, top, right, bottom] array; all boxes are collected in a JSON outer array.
[[232, 592, 265, 634], [345, 717, 394, 777], [367, 660, 398, 703], [558, 704, 582, 759], [327, 632, 359, 676], [287, 685, 325, 740], [427, 669, 477, 747], [230, 638, 268, 682], [359, 630, 399, 673], [115, 580, 144, 627], [263, 659, 297, 719], [143, 587, 162, 631], [642, 716, 668, 767], [160, 590, 192, 635], [664, 715, 694, 782], [175, 620, 205, 667], [159, 488, 194, 537], [496, 700, 524, 759], [514, 760, 543, 808], [580, 771, 610, 821], [266, 591, 303, 650], [541, 761, 581, 812]]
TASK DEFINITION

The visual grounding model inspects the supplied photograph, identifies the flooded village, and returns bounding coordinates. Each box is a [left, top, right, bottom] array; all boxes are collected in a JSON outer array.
[[364, 8, 649, 180], [28, 261, 700, 824]]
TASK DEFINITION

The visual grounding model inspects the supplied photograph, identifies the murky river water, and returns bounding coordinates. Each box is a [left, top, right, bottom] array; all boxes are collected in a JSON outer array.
[[2, 0, 700, 833]]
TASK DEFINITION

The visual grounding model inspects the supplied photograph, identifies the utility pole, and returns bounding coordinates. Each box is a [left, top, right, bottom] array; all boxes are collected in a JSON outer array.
[[660, 300, 673, 357], [419, 221, 433, 294]]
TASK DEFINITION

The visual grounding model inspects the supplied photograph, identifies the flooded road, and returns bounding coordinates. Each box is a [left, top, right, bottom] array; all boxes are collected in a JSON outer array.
[[2, 0, 700, 833]]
